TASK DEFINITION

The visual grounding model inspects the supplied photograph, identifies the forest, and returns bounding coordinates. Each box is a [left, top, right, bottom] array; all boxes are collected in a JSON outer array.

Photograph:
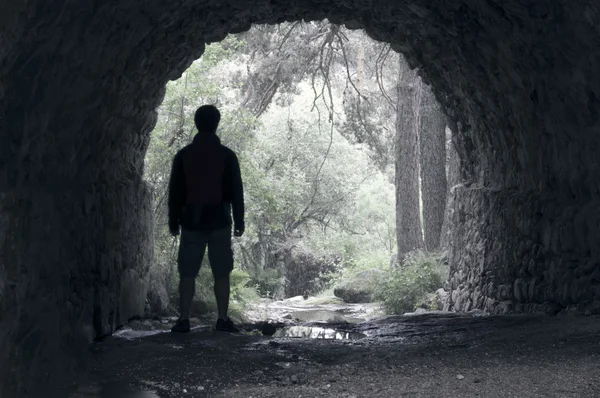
[[144, 21, 458, 318]]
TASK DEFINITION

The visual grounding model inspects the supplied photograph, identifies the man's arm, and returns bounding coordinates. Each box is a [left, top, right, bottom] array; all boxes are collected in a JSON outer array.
[[167, 151, 185, 236], [230, 152, 245, 236]]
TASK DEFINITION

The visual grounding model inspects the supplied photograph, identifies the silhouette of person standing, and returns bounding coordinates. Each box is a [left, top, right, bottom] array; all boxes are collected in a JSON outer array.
[[167, 105, 245, 333]]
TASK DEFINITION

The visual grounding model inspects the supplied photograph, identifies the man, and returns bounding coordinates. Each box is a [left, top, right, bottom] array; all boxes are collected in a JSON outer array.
[[167, 104, 244, 333]]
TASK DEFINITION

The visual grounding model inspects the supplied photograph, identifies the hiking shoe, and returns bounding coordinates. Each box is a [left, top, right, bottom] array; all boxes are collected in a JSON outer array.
[[215, 318, 239, 333], [171, 319, 190, 333]]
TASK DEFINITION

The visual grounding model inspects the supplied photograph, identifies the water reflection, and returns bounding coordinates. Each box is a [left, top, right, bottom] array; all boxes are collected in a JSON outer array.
[[275, 326, 365, 340], [72, 391, 161, 398], [291, 310, 363, 324], [69, 383, 161, 398], [113, 329, 169, 340]]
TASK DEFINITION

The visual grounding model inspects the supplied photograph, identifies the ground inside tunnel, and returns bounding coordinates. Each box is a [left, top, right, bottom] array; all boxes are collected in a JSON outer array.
[[66, 311, 600, 398]]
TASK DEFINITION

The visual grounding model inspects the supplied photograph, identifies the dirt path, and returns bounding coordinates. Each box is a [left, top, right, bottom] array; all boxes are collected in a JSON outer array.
[[65, 312, 600, 398]]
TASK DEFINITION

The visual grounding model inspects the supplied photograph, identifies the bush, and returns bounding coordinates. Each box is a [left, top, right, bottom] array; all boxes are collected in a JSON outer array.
[[284, 250, 338, 298], [375, 251, 448, 315], [249, 267, 283, 298], [193, 265, 259, 320]]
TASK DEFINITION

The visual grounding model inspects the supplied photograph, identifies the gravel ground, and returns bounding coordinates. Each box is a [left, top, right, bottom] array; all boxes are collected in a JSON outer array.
[[65, 313, 600, 398]]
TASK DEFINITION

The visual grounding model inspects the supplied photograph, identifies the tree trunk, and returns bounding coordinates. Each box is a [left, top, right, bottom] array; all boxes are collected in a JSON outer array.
[[419, 83, 447, 251], [440, 120, 461, 250], [356, 40, 365, 91], [395, 55, 424, 261]]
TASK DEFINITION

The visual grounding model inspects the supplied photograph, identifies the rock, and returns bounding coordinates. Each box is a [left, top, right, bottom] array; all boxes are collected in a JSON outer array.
[[146, 283, 169, 316], [514, 278, 526, 303], [334, 269, 384, 303], [416, 289, 449, 311], [119, 269, 149, 326], [456, 374, 465, 380], [333, 287, 373, 304], [405, 308, 429, 316], [436, 288, 449, 307], [261, 323, 278, 336]]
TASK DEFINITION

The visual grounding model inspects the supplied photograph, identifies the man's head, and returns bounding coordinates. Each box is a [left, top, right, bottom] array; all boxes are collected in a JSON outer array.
[[194, 105, 221, 134]]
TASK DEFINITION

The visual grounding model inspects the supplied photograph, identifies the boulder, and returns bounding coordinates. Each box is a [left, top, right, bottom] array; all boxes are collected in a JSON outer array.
[[416, 288, 448, 311], [334, 269, 384, 303], [146, 284, 170, 316]]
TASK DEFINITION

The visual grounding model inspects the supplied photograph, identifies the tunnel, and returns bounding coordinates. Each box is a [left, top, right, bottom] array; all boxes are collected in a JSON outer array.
[[1, 0, 600, 395]]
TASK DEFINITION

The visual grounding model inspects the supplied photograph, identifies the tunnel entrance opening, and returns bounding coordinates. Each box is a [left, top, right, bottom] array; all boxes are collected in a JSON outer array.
[[2, 1, 600, 396], [143, 22, 423, 325]]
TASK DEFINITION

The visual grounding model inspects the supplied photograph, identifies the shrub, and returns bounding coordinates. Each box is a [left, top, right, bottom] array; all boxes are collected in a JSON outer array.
[[193, 265, 259, 320], [375, 251, 448, 315], [284, 250, 338, 298], [248, 267, 283, 298]]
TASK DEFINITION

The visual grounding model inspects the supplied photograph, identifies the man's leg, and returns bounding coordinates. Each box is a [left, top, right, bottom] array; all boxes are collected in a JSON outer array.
[[207, 228, 236, 331], [214, 275, 230, 321], [179, 277, 195, 320], [173, 229, 206, 332]]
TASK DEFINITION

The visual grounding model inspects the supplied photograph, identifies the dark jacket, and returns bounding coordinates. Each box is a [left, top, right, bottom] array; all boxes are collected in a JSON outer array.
[[168, 133, 244, 232]]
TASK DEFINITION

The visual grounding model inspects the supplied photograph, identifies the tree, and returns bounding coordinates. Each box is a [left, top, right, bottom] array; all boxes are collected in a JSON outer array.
[[395, 55, 424, 260], [418, 83, 447, 251], [440, 121, 461, 250]]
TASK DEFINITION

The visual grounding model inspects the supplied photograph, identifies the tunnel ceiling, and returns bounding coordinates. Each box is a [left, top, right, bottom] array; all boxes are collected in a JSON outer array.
[[2, 1, 599, 192], [2, 0, 600, 396]]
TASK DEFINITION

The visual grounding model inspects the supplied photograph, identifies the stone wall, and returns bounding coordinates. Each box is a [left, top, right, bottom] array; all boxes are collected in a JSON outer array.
[[0, 177, 153, 394], [446, 185, 600, 315], [1, 0, 600, 395]]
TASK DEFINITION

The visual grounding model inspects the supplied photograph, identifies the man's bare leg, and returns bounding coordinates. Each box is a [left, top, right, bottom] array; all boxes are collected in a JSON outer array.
[[179, 277, 195, 320], [214, 275, 230, 320]]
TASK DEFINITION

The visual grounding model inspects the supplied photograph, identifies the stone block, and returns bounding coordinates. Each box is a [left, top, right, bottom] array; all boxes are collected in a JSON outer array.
[[513, 278, 526, 303], [591, 267, 600, 282], [495, 301, 513, 315], [497, 284, 512, 301], [118, 269, 149, 327]]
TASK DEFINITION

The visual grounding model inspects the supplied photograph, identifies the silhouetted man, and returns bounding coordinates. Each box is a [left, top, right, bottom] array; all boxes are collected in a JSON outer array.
[[167, 105, 244, 333]]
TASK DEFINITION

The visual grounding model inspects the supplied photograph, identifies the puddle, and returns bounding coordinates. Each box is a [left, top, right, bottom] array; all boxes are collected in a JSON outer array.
[[113, 329, 169, 340], [274, 326, 365, 340], [70, 382, 162, 398], [291, 310, 363, 324], [113, 325, 211, 340]]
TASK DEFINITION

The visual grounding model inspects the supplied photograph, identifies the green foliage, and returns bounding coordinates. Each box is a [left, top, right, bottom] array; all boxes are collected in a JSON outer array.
[[375, 251, 448, 315], [145, 23, 401, 312], [193, 266, 259, 319], [249, 267, 282, 298]]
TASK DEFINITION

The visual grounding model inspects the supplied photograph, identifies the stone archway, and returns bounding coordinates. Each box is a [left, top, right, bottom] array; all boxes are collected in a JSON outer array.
[[1, 1, 600, 394]]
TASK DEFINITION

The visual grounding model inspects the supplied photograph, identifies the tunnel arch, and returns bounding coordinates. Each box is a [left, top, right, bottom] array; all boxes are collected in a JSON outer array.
[[2, 0, 600, 394]]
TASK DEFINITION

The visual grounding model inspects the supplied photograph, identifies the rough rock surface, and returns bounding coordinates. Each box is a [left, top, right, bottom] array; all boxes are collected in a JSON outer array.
[[2, 0, 600, 395], [333, 287, 373, 304]]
